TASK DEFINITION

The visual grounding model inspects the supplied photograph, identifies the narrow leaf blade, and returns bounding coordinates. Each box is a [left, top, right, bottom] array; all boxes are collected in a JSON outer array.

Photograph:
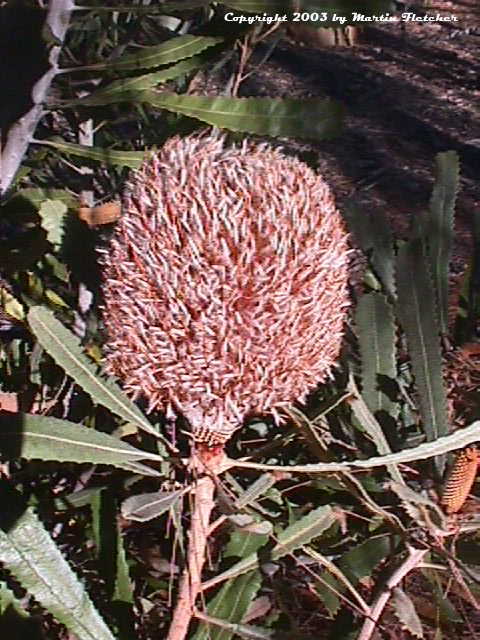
[[121, 489, 184, 522], [142, 93, 344, 140], [395, 239, 448, 442], [0, 412, 162, 469], [355, 292, 397, 416], [427, 151, 459, 334], [85, 35, 223, 73], [203, 505, 335, 589], [27, 306, 161, 440], [0, 507, 115, 640]]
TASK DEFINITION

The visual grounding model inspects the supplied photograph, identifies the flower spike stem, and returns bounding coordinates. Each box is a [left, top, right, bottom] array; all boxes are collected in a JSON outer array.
[[167, 446, 227, 640]]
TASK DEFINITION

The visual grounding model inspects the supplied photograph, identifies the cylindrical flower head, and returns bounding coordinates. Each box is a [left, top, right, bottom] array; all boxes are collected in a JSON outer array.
[[101, 133, 350, 445]]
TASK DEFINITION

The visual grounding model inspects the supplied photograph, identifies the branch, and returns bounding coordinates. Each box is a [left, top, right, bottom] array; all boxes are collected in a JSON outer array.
[[167, 448, 229, 640], [357, 546, 427, 640]]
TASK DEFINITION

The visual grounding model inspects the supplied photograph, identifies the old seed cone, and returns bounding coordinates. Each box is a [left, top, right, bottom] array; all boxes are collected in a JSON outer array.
[[101, 133, 350, 445]]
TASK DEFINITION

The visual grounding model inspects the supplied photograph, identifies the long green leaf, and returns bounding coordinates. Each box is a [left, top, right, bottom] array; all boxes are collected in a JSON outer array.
[[340, 534, 392, 583], [203, 505, 335, 590], [426, 151, 459, 334], [355, 292, 397, 416], [27, 306, 162, 441], [141, 93, 344, 140], [344, 202, 395, 296], [393, 587, 424, 639], [232, 420, 480, 474], [347, 375, 404, 487], [121, 489, 185, 522], [194, 572, 262, 640], [35, 139, 145, 168], [79, 35, 222, 73], [0, 412, 163, 469], [0, 507, 115, 640], [73, 57, 208, 106], [396, 239, 448, 442]]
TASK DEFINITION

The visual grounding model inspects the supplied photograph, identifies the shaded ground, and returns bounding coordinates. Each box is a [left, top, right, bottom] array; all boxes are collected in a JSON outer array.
[[226, 0, 480, 278]]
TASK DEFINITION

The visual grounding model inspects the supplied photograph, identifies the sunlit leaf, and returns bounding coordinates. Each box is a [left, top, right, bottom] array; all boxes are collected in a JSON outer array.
[[121, 489, 185, 522], [0, 504, 115, 640], [27, 306, 163, 441], [393, 587, 424, 638], [141, 92, 344, 139], [36, 139, 145, 169], [38, 199, 67, 248], [0, 412, 162, 470], [82, 35, 222, 73]]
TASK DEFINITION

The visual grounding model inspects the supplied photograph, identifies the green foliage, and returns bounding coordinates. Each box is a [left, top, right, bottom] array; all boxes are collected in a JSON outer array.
[[355, 293, 397, 416], [27, 306, 162, 441], [83, 34, 224, 73], [0, 1, 478, 638], [0, 500, 115, 640], [396, 239, 448, 444], [0, 412, 162, 472], [426, 151, 459, 335], [141, 93, 344, 139]]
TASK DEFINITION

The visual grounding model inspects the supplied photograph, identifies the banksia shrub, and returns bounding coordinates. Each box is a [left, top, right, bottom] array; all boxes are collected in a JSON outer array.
[[101, 133, 350, 446]]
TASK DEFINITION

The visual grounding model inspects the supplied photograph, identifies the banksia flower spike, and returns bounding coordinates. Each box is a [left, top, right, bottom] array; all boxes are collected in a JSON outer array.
[[101, 132, 350, 447], [441, 446, 479, 514]]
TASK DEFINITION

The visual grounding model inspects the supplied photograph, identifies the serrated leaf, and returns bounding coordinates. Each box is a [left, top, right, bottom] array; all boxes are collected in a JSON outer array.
[[347, 375, 404, 487], [313, 571, 341, 618], [344, 202, 395, 296], [0, 507, 115, 640], [74, 57, 208, 106], [0, 580, 28, 616], [113, 532, 134, 604], [91, 490, 134, 606], [396, 239, 448, 443], [83, 35, 223, 72], [233, 420, 480, 474], [38, 199, 67, 247], [234, 473, 278, 510], [306, 547, 368, 618], [340, 535, 392, 583], [27, 306, 162, 441], [0, 412, 162, 470], [121, 489, 185, 522], [426, 151, 459, 334], [355, 293, 397, 416], [141, 93, 344, 140], [193, 571, 262, 640], [203, 505, 335, 590], [225, 529, 269, 560], [228, 515, 273, 535], [36, 139, 145, 168], [393, 587, 424, 638], [0, 287, 25, 321], [13, 188, 76, 209]]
